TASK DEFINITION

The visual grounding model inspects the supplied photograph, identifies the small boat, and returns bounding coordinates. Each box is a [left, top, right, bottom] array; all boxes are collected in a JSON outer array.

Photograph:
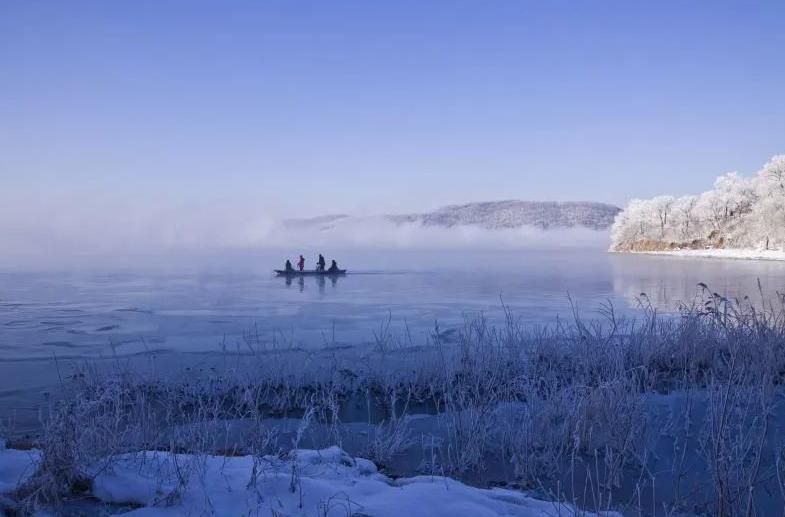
[[275, 269, 347, 276]]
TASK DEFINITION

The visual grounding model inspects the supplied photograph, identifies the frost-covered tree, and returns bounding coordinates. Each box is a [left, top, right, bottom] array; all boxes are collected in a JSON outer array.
[[610, 154, 785, 251], [713, 172, 756, 219], [696, 189, 726, 233], [609, 199, 654, 248], [673, 195, 699, 239], [650, 195, 676, 238], [751, 155, 785, 249], [760, 155, 785, 192]]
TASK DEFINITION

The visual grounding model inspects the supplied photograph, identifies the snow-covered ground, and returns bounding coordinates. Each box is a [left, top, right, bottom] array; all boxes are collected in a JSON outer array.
[[0, 442, 614, 516], [626, 248, 785, 261], [0, 438, 40, 509]]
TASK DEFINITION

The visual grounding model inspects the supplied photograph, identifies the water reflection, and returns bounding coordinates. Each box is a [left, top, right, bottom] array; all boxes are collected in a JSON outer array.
[[282, 274, 340, 292], [2, 250, 785, 367], [609, 253, 785, 312]]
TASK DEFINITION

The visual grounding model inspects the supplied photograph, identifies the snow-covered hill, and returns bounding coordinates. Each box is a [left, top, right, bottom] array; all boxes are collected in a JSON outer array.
[[285, 201, 621, 232], [392, 201, 620, 230]]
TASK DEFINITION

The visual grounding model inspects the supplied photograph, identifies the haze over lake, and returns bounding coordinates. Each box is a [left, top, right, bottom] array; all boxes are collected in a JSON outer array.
[[4, 249, 785, 363], [2, 247, 785, 427]]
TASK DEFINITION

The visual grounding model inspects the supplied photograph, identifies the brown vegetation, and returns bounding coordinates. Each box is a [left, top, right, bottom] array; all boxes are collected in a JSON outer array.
[[613, 233, 725, 252]]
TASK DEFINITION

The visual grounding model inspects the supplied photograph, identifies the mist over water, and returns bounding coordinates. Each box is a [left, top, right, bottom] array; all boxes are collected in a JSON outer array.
[[0, 190, 611, 269], [2, 248, 785, 362], [2, 244, 785, 433], [1, 197, 783, 431]]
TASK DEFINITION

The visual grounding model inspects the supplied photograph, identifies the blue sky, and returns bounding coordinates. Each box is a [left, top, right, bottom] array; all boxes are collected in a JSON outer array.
[[2, 0, 785, 218]]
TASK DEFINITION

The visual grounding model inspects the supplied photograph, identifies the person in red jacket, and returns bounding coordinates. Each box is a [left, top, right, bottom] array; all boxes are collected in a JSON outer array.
[[297, 255, 305, 271]]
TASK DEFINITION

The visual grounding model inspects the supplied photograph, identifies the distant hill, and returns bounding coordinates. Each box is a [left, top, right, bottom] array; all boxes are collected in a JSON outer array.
[[390, 201, 621, 230], [285, 201, 621, 231]]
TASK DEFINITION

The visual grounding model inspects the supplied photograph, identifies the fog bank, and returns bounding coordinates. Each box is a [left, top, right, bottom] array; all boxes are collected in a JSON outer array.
[[0, 197, 608, 269]]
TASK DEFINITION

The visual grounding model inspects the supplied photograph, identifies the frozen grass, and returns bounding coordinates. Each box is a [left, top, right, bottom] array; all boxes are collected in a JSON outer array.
[[5, 285, 785, 515]]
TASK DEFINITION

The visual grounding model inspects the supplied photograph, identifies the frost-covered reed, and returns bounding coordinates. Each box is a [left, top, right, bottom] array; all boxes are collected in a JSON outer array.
[[8, 286, 785, 515]]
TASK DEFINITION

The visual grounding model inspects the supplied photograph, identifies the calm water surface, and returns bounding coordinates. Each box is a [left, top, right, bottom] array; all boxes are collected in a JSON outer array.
[[2, 249, 785, 428]]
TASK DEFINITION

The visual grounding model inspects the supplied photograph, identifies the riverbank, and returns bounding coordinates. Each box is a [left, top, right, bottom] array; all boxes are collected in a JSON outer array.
[[617, 248, 785, 261]]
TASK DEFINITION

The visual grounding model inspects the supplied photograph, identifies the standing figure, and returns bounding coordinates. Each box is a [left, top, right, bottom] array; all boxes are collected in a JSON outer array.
[[297, 255, 305, 271], [317, 254, 326, 271]]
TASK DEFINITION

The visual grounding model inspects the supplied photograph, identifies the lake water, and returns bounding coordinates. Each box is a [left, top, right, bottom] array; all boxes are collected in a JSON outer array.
[[2, 248, 785, 430]]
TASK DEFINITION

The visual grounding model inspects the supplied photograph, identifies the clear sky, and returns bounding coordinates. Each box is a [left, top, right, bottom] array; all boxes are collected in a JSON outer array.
[[2, 0, 784, 220]]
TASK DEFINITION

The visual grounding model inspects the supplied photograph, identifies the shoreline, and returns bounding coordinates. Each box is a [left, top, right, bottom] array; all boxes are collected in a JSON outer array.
[[611, 248, 785, 261]]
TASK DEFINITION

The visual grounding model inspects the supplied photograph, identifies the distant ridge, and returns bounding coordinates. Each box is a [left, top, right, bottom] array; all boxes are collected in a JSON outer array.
[[285, 201, 621, 231]]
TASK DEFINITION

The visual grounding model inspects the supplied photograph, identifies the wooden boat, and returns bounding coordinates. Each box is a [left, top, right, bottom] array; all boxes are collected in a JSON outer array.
[[274, 269, 347, 276]]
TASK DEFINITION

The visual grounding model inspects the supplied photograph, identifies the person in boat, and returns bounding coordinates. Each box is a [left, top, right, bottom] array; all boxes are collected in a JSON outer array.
[[297, 255, 305, 271], [327, 259, 340, 273], [316, 254, 326, 271], [285, 259, 294, 272]]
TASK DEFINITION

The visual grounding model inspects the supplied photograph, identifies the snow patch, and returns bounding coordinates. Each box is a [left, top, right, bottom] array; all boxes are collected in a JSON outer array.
[[0, 446, 40, 495], [86, 447, 614, 516], [626, 248, 785, 261]]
